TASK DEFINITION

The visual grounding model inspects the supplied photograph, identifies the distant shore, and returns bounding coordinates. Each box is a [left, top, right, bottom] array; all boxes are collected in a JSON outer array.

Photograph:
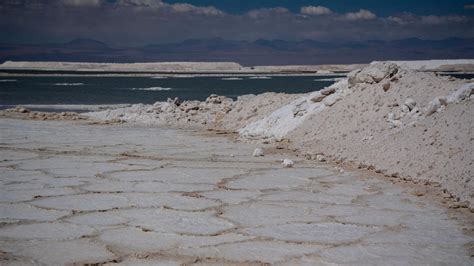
[[1, 59, 474, 74]]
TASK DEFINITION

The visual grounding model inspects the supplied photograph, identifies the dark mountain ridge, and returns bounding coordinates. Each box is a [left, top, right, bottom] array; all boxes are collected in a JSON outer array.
[[1, 37, 473, 66]]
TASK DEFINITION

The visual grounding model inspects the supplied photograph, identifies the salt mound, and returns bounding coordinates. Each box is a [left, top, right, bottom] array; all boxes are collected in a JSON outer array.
[[85, 95, 233, 128], [238, 79, 349, 139], [234, 62, 472, 206], [85, 61, 473, 207], [285, 63, 472, 206], [85, 92, 298, 130]]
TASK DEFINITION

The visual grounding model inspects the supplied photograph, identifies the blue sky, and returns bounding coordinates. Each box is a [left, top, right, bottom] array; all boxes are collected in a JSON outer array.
[[1, 0, 473, 45]]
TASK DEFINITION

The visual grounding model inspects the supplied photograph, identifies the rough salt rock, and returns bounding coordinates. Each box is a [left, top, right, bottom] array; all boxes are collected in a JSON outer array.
[[17, 107, 30, 113], [401, 105, 410, 113], [167, 97, 181, 106], [387, 112, 396, 121], [347, 69, 361, 87], [253, 148, 264, 157], [8, 107, 30, 113], [323, 94, 342, 107], [424, 99, 441, 116], [404, 98, 417, 111], [206, 94, 231, 104], [310, 93, 326, 103], [447, 83, 474, 103], [348, 62, 399, 85], [410, 107, 420, 114], [335, 167, 345, 173], [282, 159, 294, 168], [316, 154, 326, 162], [437, 97, 448, 106], [184, 103, 200, 113], [389, 119, 403, 128], [320, 87, 336, 96]]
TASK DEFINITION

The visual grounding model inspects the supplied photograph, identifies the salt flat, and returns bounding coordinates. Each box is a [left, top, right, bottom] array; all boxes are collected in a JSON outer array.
[[0, 118, 472, 265]]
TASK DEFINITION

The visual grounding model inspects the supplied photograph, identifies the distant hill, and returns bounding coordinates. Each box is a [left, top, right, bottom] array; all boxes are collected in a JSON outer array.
[[1, 37, 473, 66]]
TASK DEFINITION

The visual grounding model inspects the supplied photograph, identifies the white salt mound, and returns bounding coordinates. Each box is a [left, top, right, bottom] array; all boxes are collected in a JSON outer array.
[[85, 61, 474, 208]]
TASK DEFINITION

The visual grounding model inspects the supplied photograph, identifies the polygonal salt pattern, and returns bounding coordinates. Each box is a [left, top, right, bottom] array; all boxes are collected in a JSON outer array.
[[0, 222, 94, 240], [176, 241, 326, 264], [0, 118, 472, 265], [17, 156, 127, 178], [243, 222, 381, 244], [66, 212, 129, 226], [106, 257, 185, 266], [30, 193, 132, 211], [123, 192, 220, 210], [109, 167, 244, 184], [0, 187, 78, 203], [100, 227, 252, 254], [4, 239, 117, 265], [318, 243, 472, 265], [0, 203, 70, 221], [108, 208, 235, 235], [221, 201, 325, 227], [226, 168, 322, 190], [259, 190, 355, 205], [200, 189, 262, 204]]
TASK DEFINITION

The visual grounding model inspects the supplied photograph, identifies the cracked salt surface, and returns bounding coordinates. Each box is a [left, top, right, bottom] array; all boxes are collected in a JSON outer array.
[[0, 119, 472, 264]]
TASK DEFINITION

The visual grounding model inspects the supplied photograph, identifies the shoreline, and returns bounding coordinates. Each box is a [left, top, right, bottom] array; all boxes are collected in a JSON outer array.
[[1, 59, 473, 74], [1, 60, 473, 209]]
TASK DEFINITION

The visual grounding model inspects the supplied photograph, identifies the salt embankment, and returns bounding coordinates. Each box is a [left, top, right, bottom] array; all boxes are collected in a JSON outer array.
[[86, 93, 301, 129], [85, 62, 473, 207], [239, 62, 474, 207], [0, 61, 243, 73]]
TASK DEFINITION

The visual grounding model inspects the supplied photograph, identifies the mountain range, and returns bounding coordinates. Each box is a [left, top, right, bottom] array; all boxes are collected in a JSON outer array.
[[1, 37, 473, 65]]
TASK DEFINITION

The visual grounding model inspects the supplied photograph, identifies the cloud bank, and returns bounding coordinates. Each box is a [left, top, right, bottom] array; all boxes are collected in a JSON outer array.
[[0, 0, 472, 45]]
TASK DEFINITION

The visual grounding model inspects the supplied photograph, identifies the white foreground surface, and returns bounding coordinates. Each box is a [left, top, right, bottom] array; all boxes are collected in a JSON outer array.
[[0, 119, 472, 265]]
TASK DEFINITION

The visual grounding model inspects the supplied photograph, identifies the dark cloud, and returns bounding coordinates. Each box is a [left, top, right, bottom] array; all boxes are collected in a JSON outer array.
[[0, 0, 472, 45]]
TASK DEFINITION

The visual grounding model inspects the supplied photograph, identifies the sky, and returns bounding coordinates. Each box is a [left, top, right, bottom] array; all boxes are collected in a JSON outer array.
[[1, 0, 473, 45]]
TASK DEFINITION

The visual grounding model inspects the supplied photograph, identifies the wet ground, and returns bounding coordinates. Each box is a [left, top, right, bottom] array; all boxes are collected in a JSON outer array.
[[0, 119, 472, 265]]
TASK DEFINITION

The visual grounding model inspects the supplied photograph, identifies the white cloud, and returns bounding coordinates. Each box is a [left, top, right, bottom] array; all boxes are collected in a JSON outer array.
[[464, 4, 474, 10], [117, 0, 167, 8], [300, 6, 332, 16], [344, 9, 376, 20], [387, 12, 418, 25], [61, 0, 101, 7], [116, 0, 223, 16], [170, 3, 223, 16], [247, 7, 290, 19], [421, 15, 468, 25], [388, 12, 470, 25]]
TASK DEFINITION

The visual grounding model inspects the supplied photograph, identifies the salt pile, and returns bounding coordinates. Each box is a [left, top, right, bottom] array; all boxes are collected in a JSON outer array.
[[285, 62, 473, 206], [85, 61, 473, 207], [86, 92, 299, 130]]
